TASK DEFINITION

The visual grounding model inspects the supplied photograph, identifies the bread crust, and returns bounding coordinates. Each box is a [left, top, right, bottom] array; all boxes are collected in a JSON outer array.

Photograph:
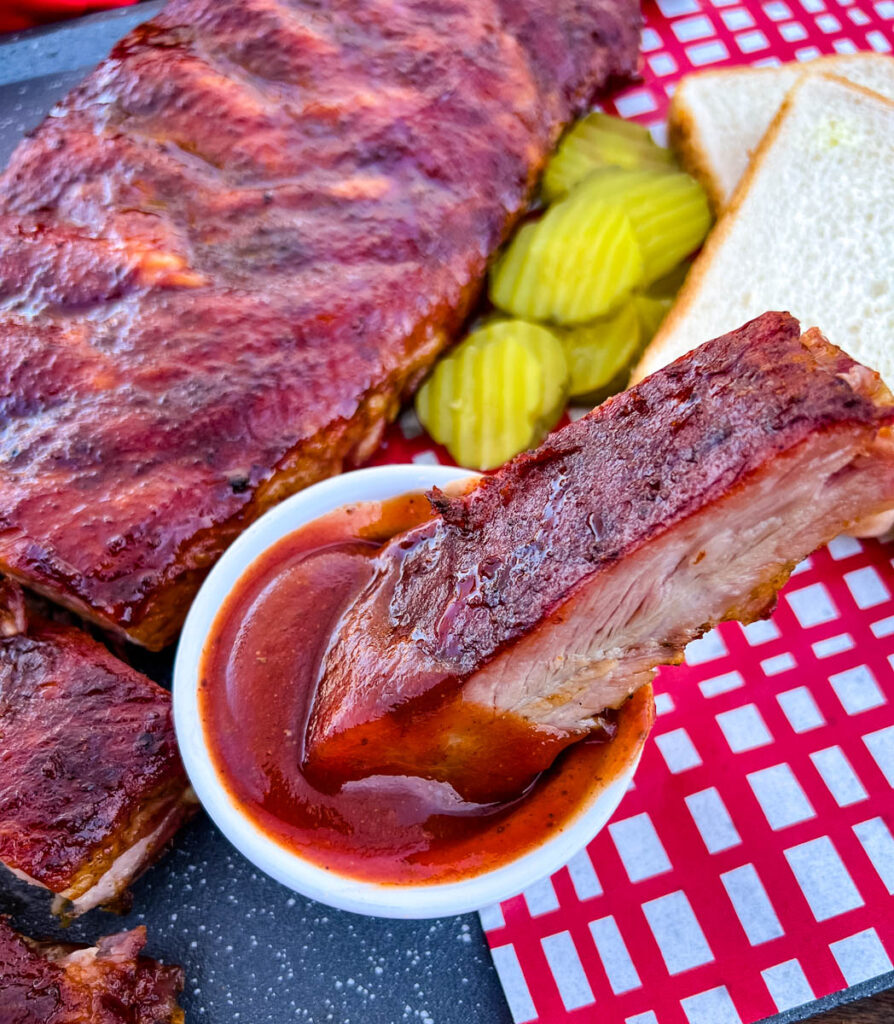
[[667, 80, 728, 212], [669, 54, 894, 214], [634, 72, 894, 384]]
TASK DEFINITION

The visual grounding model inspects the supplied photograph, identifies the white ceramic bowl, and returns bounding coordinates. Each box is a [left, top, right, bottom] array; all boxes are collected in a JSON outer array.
[[174, 464, 643, 918]]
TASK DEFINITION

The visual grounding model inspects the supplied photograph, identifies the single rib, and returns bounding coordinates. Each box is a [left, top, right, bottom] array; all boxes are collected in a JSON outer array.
[[306, 313, 894, 800]]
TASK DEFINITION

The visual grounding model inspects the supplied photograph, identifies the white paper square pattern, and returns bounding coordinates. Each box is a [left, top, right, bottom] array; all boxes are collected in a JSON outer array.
[[844, 566, 890, 608], [654, 692, 675, 715], [785, 837, 865, 921], [700, 670, 745, 697], [686, 629, 728, 665], [681, 986, 743, 1024], [609, 813, 672, 882], [523, 877, 559, 917], [828, 665, 886, 715], [479, 904, 505, 932], [655, 728, 702, 773], [827, 535, 863, 560], [716, 704, 774, 752], [747, 764, 816, 830], [871, 614, 894, 638], [589, 916, 642, 994], [763, 0, 793, 17], [673, 13, 716, 37], [853, 817, 894, 894], [566, 849, 602, 901], [786, 583, 839, 626], [762, 960, 815, 1011], [810, 747, 868, 806], [541, 932, 595, 1010], [777, 686, 826, 732], [490, 945, 537, 1024], [685, 787, 742, 853], [812, 633, 854, 658], [741, 619, 780, 645], [781, 19, 810, 36], [829, 929, 893, 985], [642, 892, 714, 974], [687, 39, 730, 64], [721, 864, 785, 944], [761, 652, 796, 676], [863, 725, 894, 785]]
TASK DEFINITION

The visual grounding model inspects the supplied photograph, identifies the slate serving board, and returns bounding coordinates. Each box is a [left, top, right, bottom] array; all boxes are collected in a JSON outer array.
[[0, 8, 512, 1022]]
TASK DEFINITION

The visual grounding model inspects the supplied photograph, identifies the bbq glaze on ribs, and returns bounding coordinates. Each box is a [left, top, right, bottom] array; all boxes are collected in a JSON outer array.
[[306, 313, 894, 801], [0, 919, 184, 1024], [0, 582, 196, 917], [0, 0, 639, 650]]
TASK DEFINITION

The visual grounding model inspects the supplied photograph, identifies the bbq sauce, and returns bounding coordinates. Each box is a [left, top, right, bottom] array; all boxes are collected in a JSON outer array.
[[200, 493, 652, 885]]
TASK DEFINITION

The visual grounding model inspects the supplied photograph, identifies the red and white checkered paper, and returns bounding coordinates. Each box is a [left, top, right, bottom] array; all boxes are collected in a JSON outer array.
[[374, 422, 894, 1023], [373, 3, 893, 1015], [480, 539, 894, 1024]]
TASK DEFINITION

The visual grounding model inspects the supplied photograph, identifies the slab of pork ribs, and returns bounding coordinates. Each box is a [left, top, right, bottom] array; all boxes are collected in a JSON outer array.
[[0, 582, 196, 918], [306, 312, 894, 801], [0, 0, 639, 649], [0, 919, 183, 1024]]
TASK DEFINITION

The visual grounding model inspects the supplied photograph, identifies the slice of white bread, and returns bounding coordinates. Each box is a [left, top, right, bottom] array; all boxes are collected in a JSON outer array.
[[670, 53, 894, 210], [634, 74, 894, 390]]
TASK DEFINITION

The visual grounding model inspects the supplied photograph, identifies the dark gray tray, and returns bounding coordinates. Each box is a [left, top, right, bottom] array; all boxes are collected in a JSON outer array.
[[0, 9, 510, 1021], [0, 8, 890, 1023]]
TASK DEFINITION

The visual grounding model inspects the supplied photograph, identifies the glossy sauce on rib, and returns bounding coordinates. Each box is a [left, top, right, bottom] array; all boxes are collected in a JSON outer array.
[[200, 493, 650, 884], [0, 0, 640, 649]]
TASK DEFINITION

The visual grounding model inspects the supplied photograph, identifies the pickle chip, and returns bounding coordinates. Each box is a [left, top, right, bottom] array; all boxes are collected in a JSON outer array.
[[415, 321, 569, 471], [646, 259, 692, 298], [633, 293, 673, 344], [560, 300, 641, 401], [574, 167, 712, 285], [504, 319, 570, 429], [633, 259, 692, 342], [489, 194, 644, 325], [543, 112, 676, 202]]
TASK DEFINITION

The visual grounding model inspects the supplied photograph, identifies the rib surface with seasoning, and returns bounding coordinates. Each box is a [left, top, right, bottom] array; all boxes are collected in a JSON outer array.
[[0, 0, 639, 648], [0, 582, 196, 917]]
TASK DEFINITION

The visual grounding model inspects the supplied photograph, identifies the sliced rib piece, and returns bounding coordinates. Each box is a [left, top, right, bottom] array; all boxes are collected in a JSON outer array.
[[0, 919, 183, 1024], [306, 312, 894, 801], [0, 582, 197, 917], [0, 0, 639, 649]]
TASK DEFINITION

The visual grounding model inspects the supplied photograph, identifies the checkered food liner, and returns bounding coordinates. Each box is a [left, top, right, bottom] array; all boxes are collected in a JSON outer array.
[[376, 411, 894, 1024], [481, 537, 894, 1024], [469, 1, 894, 1017], [371, 3, 893, 1016]]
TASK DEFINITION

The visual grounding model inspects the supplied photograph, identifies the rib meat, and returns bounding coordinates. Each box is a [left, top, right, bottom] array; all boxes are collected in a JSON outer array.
[[0, 0, 639, 649], [0, 582, 197, 918], [0, 919, 183, 1024], [306, 313, 894, 801]]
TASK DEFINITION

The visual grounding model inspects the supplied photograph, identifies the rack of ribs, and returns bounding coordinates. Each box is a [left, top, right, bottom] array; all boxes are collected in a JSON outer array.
[[0, 581, 197, 918], [305, 312, 894, 802], [0, 0, 640, 649], [0, 918, 184, 1024]]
